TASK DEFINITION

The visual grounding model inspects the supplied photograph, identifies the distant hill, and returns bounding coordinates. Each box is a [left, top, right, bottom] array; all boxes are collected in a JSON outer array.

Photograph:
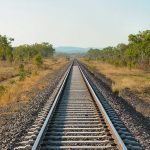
[[55, 46, 89, 53]]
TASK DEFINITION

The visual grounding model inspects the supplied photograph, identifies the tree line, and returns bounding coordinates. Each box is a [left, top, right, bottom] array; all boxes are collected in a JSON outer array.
[[87, 30, 150, 69], [0, 35, 55, 63]]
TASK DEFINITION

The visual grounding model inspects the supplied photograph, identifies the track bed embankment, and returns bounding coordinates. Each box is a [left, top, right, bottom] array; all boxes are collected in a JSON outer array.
[[80, 62, 150, 149], [0, 63, 70, 150]]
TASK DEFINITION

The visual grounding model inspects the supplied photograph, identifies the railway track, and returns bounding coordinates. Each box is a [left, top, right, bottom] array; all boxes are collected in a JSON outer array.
[[15, 61, 143, 150]]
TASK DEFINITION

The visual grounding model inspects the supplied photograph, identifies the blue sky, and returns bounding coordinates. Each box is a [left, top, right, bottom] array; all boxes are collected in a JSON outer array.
[[0, 0, 150, 47]]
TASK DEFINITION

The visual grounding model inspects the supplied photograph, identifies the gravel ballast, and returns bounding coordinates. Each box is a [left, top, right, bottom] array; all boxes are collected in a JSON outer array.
[[0, 63, 70, 150], [80, 62, 150, 150]]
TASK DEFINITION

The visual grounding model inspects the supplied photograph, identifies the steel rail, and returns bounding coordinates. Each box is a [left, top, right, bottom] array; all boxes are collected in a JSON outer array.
[[32, 61, 128, 150], [32, 63, 73, 150], [78, 64, 128, 150]]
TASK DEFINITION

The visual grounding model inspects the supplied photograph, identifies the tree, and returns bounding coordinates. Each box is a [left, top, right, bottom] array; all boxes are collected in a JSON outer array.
[[87, 48, 100, 60], [13, 42, 55, 62], [33, 54, 43, 67], [86, 30, 150, 69], [0, 35, 14, 61]]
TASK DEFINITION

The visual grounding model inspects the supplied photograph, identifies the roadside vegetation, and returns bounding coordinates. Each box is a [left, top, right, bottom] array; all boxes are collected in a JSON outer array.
[[81, 59, 150, 116], [0, 34, 69, 107], [87, 30, 150, 70], [82, 30, 150, 116], [0, 58, 68, 107], [0, 34, 55, 62]]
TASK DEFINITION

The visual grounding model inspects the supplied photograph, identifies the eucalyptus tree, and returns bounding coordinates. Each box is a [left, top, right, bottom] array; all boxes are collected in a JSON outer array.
[[0, 35, 14, 61], [86, 30, 150, 69]]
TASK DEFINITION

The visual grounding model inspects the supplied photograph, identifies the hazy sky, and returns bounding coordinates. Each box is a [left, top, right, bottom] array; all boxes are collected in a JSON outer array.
[[0, 0, 150, 47]]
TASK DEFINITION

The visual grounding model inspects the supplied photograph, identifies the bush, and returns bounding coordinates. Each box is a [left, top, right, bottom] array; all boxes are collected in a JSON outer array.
[[19, 64, 25, 72], [19, 71, 26, 81], [0, 85, 6, 94], [33, 54, 43, 67], [18, 64, 27, 81]]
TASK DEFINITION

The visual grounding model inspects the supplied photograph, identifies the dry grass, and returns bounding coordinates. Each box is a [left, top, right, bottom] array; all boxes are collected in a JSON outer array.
[[81, 59, 150, 104], [0, 61, 18, 82], [0, 58, 68, 107]]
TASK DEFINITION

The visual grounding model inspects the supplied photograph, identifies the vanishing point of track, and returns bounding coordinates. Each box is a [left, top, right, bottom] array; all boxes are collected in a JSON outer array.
[[16, 61, 143, 150]]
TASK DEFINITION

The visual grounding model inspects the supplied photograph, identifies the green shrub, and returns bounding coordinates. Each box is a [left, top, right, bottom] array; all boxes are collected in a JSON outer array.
[[18, 63, 27, 81], [19, 71, 26, 81], [19, 64, 25, 72], [33, 54, 43, 67], [0, 85, 6, 94]]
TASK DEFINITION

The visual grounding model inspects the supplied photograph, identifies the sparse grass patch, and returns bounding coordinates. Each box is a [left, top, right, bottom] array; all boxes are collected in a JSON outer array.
[[0, 58, 68, 107], [42, 64, 51, 70], [112, 85, 120, 96], [32, 70, 39, 76], [11, 105, 19, 112], [0, 61, 18, 82], [88, 65, 97, 74], [52, 58, 58, 62], [0, 85, 7, 94], [81, 59, 150, 104], [9, 80, 16, 84]]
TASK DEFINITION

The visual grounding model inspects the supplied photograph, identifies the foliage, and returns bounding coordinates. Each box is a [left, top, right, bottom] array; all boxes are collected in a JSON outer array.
[[19, 71, 26, 81], [18, 63, 32, 81], [33, 54, 43, 67], [0, 34, 55, 63], [87, 48, 100, 60], [87, 30, 150, 69], [13, 42, 55, 62], [0, 85, 6, 94], [18, 64, 26, 81], [0, 35, 14, 61], [19, 64, 25, 72]]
